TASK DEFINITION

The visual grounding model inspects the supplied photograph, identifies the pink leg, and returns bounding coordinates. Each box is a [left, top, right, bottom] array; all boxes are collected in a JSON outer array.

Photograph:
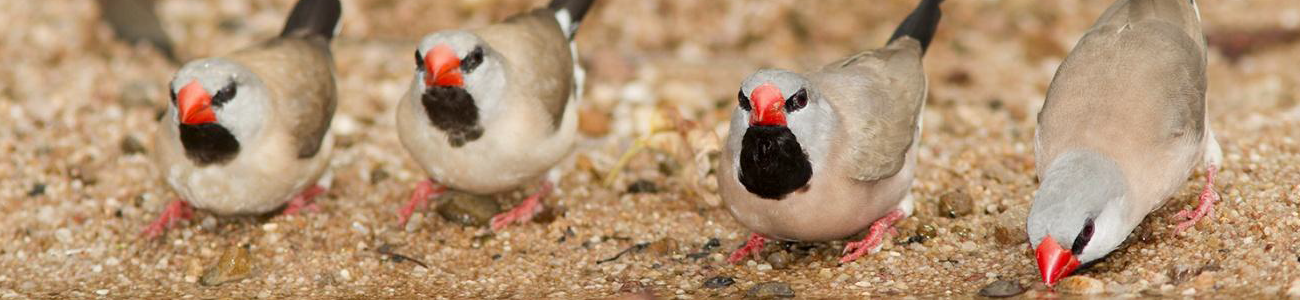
[[398, 179, 447, 227], [727, 233, 768, 264], [489, 181, 553, 232], [141, 200, 194, 239], [839, 209, 906, 263], [1175, 166, 1219, 234], [282, 185, 326, 215]]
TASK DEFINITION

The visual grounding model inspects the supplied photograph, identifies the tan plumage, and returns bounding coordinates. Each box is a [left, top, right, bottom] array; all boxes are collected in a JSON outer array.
[[1027, 0, 1220, 282], [395, 0, 595, 230], [146, 0, 341, 238], [718, 0, 942, 263]]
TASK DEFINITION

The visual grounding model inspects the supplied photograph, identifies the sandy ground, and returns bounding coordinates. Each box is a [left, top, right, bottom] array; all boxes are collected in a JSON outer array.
[[2, 0, 1300, 298]]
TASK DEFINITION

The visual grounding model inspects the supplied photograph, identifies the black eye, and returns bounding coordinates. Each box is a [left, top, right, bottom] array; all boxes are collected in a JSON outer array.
[[414, 50, 423, 71], [1071, 218, 1095, 255], [212, 82, 237, 107], [169, 85, 177, 105], [461, 47, 484, 73], [784, 88, 808, 112], [737, 90, 751, 111]]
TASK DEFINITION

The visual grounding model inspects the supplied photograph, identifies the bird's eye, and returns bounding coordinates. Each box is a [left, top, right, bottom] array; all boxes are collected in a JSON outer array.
[[461, 46, 485, 73], [737, 90, 751, 111], [414, 50, 423, 71], [212, 82, 237, 107], [785, 88, 808, 112], [1071, 218, 1095, 255], [169, 86, 177, 105]]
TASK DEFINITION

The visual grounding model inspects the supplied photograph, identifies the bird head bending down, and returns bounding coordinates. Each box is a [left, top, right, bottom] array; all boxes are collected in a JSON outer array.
[[1027, 150, 1133, 287]]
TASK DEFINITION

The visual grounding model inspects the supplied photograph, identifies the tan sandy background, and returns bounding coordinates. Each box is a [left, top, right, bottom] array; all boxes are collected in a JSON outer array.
[[2, 0, 1299, 298]]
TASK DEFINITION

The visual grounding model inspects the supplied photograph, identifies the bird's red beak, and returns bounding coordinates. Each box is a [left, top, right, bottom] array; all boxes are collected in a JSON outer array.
[[1036, 236, 1081, 287], [748, 84, 786, 126], [177, 80, 216, 125], [424, 45, 464, 87]]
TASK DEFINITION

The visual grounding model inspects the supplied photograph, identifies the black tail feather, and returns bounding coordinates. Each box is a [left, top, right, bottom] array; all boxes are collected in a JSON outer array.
[[281, 0, 342, 41], [548, 0, 596, 39], [888, 0, 943, 54]]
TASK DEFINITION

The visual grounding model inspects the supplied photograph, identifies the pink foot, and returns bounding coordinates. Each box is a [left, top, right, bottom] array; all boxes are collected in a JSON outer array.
[[1175, 166, 1219, 234], [490, 181, 553, 232], [282, 185, 326, 215], [727, 233, 768, 264], [839, 209, 906, 263], [398, 179, 447, 227], [141, 200, 194, 239]]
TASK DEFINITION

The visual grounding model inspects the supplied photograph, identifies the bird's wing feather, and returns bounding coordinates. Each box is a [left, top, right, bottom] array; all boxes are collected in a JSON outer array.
[[475, 9, 576, 131], [231, 38, 338, 159], [813, 39, 927, 182]]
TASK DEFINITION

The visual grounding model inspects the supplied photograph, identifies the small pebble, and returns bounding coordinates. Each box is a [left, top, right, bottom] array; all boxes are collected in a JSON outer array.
[[977, 280, 1025, 298], [435, 191, 502, 227], [765, 251, 792, 270], [200, 244, 255, 286], [646, 238, 680, 256], [626, 179, 659, 194], [938, 191, 974, 218], [992, 226, 1027, 245], [702, 276, 734, 289], [119, 136, 145, 155], [1057, 276, 1104, 295], [746, 281, 795, 299], [1287, 279, 1300, 297], [95, 289, 108, 296]]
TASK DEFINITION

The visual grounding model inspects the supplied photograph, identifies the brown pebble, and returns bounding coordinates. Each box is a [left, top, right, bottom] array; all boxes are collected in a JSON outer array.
[[578, 107, 612, 137], [200, 244, 255, 286], [119, 136, 145, 155], [435, 191, 502, 227], [645, 238, 680, 256], [992, 226, 1027, 245], [978, 280, 1025, 298], [1056, 276, 1104, 295], [938, 191, 974, 218], [765, 251, 792, 270], [917, 224, 938, 240], [746, 281, 795, 299]]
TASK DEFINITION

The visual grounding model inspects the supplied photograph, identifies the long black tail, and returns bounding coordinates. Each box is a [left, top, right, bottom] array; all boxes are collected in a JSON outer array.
[[888, 0, 943, 54], [548, 0, 596, 40], [281, 0, 343, 41]]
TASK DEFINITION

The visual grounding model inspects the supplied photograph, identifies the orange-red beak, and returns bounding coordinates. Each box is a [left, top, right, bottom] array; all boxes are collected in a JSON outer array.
[[423, 45, 464, 87], [748, 84, 786, 126], [177, 80, 216, 125], [1036, 236, 1081, 287]]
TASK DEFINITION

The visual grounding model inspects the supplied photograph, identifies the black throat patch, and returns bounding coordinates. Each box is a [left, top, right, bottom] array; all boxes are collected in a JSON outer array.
[[421, 86, 484, 147], [178, 123, 240, 166], [737, 126, 812, 200]]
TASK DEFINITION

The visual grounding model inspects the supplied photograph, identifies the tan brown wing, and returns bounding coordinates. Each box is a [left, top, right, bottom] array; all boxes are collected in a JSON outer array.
[[231, 37, 338, 158], [811, 38, 927, 182], [475, 8, 575, 129]]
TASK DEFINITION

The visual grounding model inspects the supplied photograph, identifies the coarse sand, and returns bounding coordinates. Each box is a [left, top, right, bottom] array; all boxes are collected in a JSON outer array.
[[2, 0, 1299, 298]]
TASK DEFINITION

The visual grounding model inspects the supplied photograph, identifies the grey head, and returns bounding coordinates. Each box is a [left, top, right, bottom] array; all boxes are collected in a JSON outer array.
[[168, 58, 270, 165], [1027, 150, 1133, 264], [729, 69, 836, 199]]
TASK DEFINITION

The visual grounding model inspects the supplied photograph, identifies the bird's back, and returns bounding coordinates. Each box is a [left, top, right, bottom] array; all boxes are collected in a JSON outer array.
[[1036, 0, 1206, 205]]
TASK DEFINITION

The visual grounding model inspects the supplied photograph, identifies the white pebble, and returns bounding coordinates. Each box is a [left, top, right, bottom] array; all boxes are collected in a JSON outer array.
[[262, 223, 278, 231], [91, 265, 102, 273], [339, 269, 353, 282], [95, 289, 108, 296], [755, 264, 772, 271]]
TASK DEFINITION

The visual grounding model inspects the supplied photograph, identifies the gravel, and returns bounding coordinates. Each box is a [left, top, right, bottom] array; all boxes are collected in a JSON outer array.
[[1, 0, 1298, 298]]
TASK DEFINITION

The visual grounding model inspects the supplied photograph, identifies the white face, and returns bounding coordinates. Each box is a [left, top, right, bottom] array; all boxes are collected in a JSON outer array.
[[169, 58, 268, 142], [413, 31, 507, 122]]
